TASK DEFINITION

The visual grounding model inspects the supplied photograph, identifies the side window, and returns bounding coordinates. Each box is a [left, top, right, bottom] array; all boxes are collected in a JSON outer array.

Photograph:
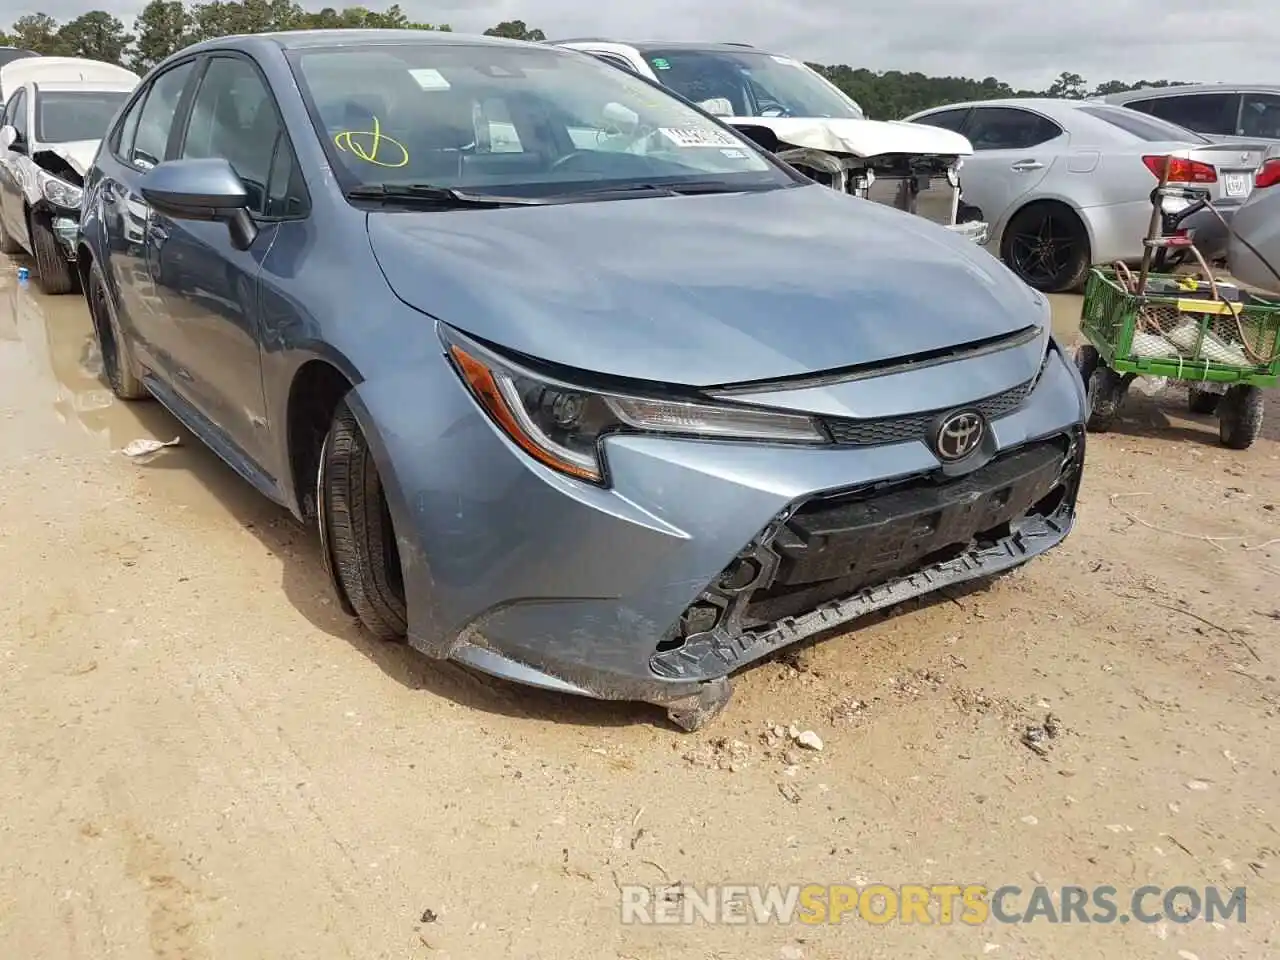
[[132, 60, 196, 168], [110, 90, 145, 156], [1, 93, 15, 128], [913, 108, 970, 133], [963, 107, 1062, 150], [1239, 93, 1280, 139], [1131, 93, 1239, 137], [10, 89, 27, 140], [179, 55, 292, 217]]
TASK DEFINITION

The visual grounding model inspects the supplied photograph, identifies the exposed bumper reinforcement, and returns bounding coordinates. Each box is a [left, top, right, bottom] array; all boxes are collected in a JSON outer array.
[[650, 498, 1074, 684]]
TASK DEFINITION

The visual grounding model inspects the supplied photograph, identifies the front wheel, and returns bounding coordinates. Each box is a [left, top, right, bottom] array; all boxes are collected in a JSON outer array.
[[1086, 365, 1125, 432], [32, 219, 77, 295], [321, 400, 408, 641], [1002, 203, 1091, 293], [1218, 385, 1264, 450]]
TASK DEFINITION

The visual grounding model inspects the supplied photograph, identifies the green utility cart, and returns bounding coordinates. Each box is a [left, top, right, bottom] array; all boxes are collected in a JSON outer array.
[[1075, 267, 1280, 449]]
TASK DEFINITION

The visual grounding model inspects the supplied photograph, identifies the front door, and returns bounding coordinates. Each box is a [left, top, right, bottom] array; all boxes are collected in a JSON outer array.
[[0, 88, 30, 245], [954, 106, 1064, 235], [145, 53, 295, 468]]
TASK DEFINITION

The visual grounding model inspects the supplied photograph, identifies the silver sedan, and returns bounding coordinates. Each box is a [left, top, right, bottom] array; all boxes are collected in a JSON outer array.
[[1227, 156, 1280, 294], [904, 98, 1271, 292]]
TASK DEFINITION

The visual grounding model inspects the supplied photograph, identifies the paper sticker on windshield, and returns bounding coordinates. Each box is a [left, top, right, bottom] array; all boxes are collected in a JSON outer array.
[[720, 148, 748, 159], [651, 57, 671, 70], [409, 68, 450, 90], [659, 127, 740, 148]]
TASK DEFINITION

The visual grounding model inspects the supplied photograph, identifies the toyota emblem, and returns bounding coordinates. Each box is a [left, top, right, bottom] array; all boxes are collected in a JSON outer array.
[[933, 410, 985, 461]]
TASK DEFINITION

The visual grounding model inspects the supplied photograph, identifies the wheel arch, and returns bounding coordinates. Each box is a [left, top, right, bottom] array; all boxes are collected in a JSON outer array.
[[997, 195, 1096, 266]]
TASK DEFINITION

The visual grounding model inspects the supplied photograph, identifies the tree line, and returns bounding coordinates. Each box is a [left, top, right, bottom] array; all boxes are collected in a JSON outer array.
[[1, 6, 1184, 119]]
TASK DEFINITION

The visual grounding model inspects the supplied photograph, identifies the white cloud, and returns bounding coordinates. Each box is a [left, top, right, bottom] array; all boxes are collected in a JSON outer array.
[[16, 0, 1280, 89]]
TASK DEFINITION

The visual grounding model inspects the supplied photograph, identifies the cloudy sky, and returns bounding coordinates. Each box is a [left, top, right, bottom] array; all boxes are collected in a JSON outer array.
[[11, 0, 1280, 89]]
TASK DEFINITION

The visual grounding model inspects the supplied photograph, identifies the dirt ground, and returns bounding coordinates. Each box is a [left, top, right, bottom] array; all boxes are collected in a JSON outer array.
[[1, 257, 1278, 960]]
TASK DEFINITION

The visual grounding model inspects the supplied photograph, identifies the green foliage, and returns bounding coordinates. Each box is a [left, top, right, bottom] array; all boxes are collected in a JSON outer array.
[[2, 10, 1186, 117], [809, 67, 1191, 119], [483, 20, 546, 42]]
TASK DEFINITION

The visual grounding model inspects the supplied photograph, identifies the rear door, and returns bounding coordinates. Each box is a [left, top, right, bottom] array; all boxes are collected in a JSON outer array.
[[95, 57, 199, 383], [948, 106, 1064, 232]]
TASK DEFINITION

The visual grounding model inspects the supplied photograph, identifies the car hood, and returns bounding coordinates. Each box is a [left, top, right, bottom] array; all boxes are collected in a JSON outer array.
[[366, 183, 1043, 387], [724, 116, 973, 159], [33, 138, 99, 177]]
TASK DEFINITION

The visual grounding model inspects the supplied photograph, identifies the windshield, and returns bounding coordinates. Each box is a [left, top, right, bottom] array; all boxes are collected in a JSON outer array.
[[288, 42, 792, 197], [35, 90, 130, 143], [1078, 104, 1211, 144], [641, 49, 864, 120]]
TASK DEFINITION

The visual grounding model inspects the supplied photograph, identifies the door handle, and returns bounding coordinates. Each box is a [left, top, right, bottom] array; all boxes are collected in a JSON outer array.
[[1011, 159, 1044, 172]]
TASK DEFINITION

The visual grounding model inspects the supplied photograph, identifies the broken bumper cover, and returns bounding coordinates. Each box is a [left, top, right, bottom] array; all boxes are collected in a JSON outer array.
[[365, 339, 1087, 723], [948, 220, 989, 245]]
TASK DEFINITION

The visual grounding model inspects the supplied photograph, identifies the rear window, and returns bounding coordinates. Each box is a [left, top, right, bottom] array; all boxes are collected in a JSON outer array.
[[1079, 104, 1210, 143]]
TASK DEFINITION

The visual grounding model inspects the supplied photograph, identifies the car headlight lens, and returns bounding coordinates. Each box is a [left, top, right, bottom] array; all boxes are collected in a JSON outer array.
[[39, 171, 83, 209], [444, 331, 826, 484]]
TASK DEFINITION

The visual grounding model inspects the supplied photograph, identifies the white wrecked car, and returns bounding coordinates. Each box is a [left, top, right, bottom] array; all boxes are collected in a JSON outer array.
[[0, 56, 138, 294], [552, 39, 988, 244]]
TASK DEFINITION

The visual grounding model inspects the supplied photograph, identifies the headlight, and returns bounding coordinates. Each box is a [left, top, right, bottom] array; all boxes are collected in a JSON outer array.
[[443, 329, 826, 485], [38, 170, 83, 209]]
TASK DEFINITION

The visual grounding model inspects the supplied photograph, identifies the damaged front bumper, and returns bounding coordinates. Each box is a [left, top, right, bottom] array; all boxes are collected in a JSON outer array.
[[373, 341, 1087, 731], [775, 146, 990, 245]]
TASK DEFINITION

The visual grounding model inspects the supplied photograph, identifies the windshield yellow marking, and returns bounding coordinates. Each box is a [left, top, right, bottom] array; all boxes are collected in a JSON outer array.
[[333, 116, 409, 168]]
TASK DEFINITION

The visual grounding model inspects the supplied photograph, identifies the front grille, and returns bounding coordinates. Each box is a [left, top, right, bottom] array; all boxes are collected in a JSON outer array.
[[823, 375, 1036, 447]]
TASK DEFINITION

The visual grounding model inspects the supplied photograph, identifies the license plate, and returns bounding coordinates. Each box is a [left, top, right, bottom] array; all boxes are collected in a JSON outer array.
[[1224, 172, 1251, 198]]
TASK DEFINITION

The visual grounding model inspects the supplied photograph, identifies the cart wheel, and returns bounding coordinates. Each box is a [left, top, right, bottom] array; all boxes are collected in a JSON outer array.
[[1074, 344, 1100, 385], [1086, 366, 1124, 432], [1187, 387, 1220, 415], [1218, 385, 1264, 450]]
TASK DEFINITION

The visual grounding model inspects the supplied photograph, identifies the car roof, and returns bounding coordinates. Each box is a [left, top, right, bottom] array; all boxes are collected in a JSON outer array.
[[184, 28, 533, 54], [1103, 82, 1280, 102], [0, 56, 138, 92], [553, 39, 767, 55]]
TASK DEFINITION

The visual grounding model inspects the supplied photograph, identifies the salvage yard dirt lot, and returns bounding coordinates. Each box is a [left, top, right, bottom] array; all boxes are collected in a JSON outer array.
[[2, 262, 1278, 960]]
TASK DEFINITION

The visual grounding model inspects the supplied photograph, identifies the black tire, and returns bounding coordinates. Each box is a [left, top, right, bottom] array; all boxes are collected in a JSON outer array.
[[1218, 385, 1264, 450], [1074, 343, 1100, 385], [1086, 365, 1124, 432], [87, 261, 148, 400], [32, 219, 76, 295], [1001, 202, 1091, 294], [1187, 387, 1220, 415], [322, 400, 408, 641], [0, 215, 21, 255]]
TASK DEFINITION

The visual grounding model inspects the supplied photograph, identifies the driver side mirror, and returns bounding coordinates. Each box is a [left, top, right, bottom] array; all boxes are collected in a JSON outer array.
[[140, 157, 259, 251], [0, 124, 24, 154]]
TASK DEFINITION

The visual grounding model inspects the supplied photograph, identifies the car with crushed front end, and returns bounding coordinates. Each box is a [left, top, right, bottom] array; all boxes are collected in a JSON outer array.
[[77, 30, 1088, 730], [0, 56, 139, 293]]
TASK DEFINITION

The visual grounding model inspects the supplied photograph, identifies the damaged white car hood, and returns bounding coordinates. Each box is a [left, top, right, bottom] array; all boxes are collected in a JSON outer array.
[[38, 139, 101, 177], [722, 116, 973, 159]]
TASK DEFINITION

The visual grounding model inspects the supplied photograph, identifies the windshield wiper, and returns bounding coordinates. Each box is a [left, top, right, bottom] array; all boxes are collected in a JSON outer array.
[[542, 180, 775, 203], [345, 184, 548, 207]]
